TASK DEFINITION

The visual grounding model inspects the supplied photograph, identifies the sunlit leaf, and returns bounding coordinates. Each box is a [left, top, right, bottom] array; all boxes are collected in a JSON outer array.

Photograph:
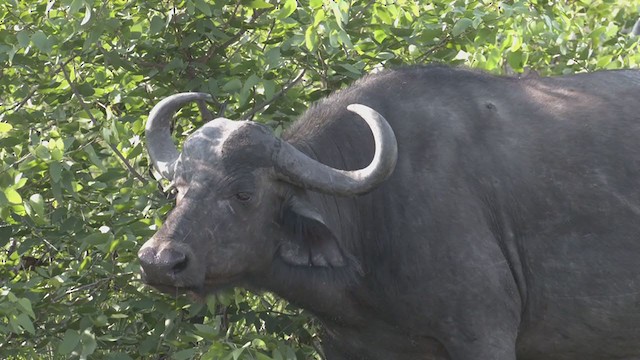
[[4, 188, 22, 205], [305, 26, 318, 51], [28, 193, 45, 218], [81, 3, 92, 26], [278, 0, 296, 19], [246, 0, 273, 9], [0, 123, 12, 133]]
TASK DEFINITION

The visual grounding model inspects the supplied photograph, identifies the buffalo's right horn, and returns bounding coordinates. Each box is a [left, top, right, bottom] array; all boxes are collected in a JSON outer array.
[[273, 104, 398, 196], [146, 92, 213, 180]]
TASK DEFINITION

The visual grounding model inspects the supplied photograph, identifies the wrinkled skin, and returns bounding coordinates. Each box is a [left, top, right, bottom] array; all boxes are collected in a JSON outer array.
[[139, 65, 640, 360]]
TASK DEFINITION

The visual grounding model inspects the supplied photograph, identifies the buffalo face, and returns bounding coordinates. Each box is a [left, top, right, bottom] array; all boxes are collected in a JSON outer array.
[[138, 93, 397, 296], [139, 119, 283, 295]]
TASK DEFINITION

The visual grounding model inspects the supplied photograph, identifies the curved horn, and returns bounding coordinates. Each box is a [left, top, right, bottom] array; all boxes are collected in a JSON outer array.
[[274, 104, 398, 196], [146, 92, 212, 180]]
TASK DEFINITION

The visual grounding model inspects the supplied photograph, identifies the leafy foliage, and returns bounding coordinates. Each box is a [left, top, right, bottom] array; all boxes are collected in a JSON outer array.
[[1, 0, 638, 358]]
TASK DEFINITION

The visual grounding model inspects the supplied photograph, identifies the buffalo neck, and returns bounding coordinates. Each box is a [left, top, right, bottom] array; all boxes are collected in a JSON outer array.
[[260, 114, 386, 325]]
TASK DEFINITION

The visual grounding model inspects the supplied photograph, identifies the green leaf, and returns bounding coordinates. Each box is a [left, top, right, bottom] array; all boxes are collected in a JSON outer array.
[[452, 18, 473, 36], [17, 297, 36, 318], [313, 9, 325, 26], [77, 83, 94, 96], [126, 143, 143, 159], [16, 30, 31, 48], [34, 144, 51, 160], [14, 313, 35, 334], [80, 328, 97, 357], [81, 3, 92, 26], [509, 34, 523, 52], [172, 348, 198, 360], [240, 74, 260, 106], [0, 226, 11, 246], [305, 26, 318, 52], [49, 162, 62, 183], [69, 0, 84, 14], [339, 63, 360, 75], [309, 0, 322, 9], [0, 123, 12, 133], [222, 78, 243, 92], [264, 48, 280, 69], [31, 31, 53, 53], [246, 0, 274, 9], [84, 145, 107, 171], [193, 0, 212, 16], [278, 0, 296, 19], [329, 1, 345, 29], [4, 188, 22, 205], [374, 6, 392, 24], [597, 55, 614, 68], [29, 194, 45, 218], [150, 16, 165, 35], [59, 330, 81, 355], [507, 51, 524, 71]]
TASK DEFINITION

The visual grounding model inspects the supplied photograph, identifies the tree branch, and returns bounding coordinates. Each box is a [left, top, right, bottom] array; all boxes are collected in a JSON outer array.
[[61, 64, 149, 185], [417, 35, 452, 62], [1, 57, 75, 116], [51, 272, 132, 302], [242, 69, 306, 120], [195, 8, 269, 64]]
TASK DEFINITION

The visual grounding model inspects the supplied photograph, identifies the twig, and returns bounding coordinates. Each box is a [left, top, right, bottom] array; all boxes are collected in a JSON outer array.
[[2, 87, 37, 114], [261, 19, 277, 52], [241, 69, 306, 120], [51, 273, 132, 302], [61, 64, 149, 185], [195, 8, 269, 64], [0, 57, 74, 116], [417, 35, 452, 62], [352, 1, 375, 21]]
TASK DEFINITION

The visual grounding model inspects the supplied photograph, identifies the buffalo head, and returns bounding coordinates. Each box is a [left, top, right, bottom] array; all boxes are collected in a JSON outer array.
[[138, 92, 397, 296]]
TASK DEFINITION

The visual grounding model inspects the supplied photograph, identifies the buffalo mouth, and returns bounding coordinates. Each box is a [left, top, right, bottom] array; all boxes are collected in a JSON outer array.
[[145, 283, 203, 296], [142, 275, 242, 298]]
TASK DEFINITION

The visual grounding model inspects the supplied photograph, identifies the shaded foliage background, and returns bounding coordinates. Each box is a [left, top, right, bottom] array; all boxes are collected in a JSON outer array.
[[1, 0, 639, 359]]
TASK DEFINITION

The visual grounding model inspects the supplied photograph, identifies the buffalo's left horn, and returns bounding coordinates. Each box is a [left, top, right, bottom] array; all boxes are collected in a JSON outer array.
[[274, 104, 398, 196], [146, 92, 213, 180]]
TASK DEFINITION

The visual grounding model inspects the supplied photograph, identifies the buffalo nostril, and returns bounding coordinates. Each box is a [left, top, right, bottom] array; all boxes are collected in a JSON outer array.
[[171, 253, 188, 273], [138, 244, 193, 283], [158, 248, 189, 274]]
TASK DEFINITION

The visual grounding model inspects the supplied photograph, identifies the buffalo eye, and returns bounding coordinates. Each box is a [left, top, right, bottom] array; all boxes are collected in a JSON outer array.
[[234, 192, 252, 202]]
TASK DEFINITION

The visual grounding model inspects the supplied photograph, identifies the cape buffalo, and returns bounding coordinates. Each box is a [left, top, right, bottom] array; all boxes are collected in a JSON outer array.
[[138, 65, 640, 359]]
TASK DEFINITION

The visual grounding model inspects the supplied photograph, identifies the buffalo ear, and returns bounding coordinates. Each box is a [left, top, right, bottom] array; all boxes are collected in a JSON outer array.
[[279, 196, 346, 267]]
